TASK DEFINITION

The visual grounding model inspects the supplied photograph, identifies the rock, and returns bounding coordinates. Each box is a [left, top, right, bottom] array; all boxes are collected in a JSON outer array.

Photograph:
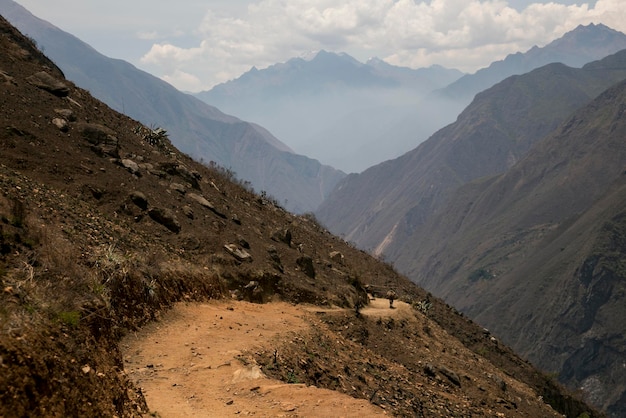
[[493, 375, 507, 392], [329, 251, 344, 265], [148, 207, 181, 233], [169, 183, 186, 194], [26, 71, 70, 96], [1, 70, 16, 86], [296, 255, 315, 278], [439, 366, 461, 387], [268, 246, 283, 273], [51, 118, 69, 132], [76, 123, 119, 158], [159, 162, 201, 189], [424, 363, 437, 377], [271, 228, 292, 246], [129, 191, 148, 210], [237, 235, 250, 249], [182, 205, 194, 219], [224, 244, 252, 262], [187, 193, 226, 218], [120, 159, 140, 176], [54, 108, 76, 121]]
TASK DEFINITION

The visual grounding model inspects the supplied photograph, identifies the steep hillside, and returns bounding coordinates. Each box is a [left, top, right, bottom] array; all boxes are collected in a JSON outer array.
[[440, 23, 626, 102], [197, 50, 463, 173], [0, 15, 598, 418], [317, 51, 626, 256], [400, 77, 626, 416], [0, 0, 344, 214]]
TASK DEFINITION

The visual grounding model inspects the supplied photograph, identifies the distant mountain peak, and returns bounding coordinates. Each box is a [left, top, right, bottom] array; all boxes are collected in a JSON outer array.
[[300, 50, 321, 61]]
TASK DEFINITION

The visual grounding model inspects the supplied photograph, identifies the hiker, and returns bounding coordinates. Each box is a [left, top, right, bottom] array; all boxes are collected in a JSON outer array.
[[386, 290, 397, 309]]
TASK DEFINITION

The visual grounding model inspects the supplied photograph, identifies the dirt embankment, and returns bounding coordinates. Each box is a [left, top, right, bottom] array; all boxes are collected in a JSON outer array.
[[122, 300, 387, 417]]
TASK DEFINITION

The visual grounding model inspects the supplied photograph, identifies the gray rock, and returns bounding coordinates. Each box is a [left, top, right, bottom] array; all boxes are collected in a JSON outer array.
[[329, 251, 344, 265], [26, 71, 70, 96], [271, 228, 292, 246], [169, 183, 186, 194], [148, 207, 181, 233], [296, 255, 315, 278], [187, 193, 226, 218], [121, 159, 140, 176], [129, 191, 148, 210], [439, 366, 461, 387], [1, 70, 16, 86], [76, 123, 119, 158], [182, 205, 194, 219], [224, 244, 252, 262], [54, 108, 76, 121], [51, 118, 69, 132]]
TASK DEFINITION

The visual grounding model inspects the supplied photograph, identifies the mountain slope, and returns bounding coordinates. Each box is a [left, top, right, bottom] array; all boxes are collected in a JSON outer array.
[[197, 50, 464, 173], [441, 23, 626, 101], [317, 51, 626, 255], [0, 0, 344, 213], [0, 14, 597, 418], [400, 78, 626, 416]]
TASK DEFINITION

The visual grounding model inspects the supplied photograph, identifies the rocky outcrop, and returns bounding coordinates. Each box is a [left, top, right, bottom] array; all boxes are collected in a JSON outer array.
[[26, 71, 69, 96], [296, 255, 315, 278], [224, 244, 252, 262], [147, 207, 181, 233], [76, 123, 120, 158]]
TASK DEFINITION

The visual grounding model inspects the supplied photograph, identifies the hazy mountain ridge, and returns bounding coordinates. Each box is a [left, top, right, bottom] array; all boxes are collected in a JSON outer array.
[[401, 78, 626, 416], [317, 50, 626, 254], [440, 23, 626, 101], [0, 0, 344, 214], [197, 50, 464, 173]]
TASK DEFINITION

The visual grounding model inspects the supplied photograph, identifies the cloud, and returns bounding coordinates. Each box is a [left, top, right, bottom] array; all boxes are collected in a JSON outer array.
[[139, 0, 626, 91]]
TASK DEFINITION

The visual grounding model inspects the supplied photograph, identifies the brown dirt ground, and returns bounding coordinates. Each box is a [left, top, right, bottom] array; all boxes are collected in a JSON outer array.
[[122, 300, 387, 417]]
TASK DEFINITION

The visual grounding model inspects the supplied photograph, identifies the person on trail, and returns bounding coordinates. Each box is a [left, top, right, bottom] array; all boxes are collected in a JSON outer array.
[[386, 290, 397, 309]]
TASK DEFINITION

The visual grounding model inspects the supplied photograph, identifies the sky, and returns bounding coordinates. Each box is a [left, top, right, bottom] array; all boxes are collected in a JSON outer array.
[[13, 0, 626, 92]]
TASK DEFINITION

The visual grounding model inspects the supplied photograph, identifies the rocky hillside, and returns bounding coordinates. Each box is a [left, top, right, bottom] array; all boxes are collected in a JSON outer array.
[[0, 15, 599, 418], [317, 48, 626, 415], [396, 77, 626, 416], [0, 0, 345, 214]]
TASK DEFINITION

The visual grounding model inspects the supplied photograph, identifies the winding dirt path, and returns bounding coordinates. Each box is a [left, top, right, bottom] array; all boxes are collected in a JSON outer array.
[[121, 300, 393, 417]]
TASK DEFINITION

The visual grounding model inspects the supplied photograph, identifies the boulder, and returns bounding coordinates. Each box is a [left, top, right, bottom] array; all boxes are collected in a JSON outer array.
[[76, 123, 119, 158], [120, 159, 140, 176], [224, 244, 252, 262], [54, 108, 76, 121], [271, 228, 292, 246], [296, 255, 315, 278], [148, 207, 181, 233], [51, 118, 69, 132], [169, 183, 186, 194], [329, 251, 344, 265], [187, 193, 226, 218], [129, 191, 148, 210], [26, 71, 70, 97]]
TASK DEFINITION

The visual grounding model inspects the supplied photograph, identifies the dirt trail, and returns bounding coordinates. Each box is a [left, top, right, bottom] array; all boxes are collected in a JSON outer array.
[[121, 299, 400, 417]]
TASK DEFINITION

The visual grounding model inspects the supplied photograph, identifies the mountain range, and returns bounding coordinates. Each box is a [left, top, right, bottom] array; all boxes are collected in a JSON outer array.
[[0, 13, 598, 417], [2, 1, 626, 414], [440, 22, 626, 101], [0, 0, 345, 214], [317, 49, 626, 415], [197, 23, 626, 174], [197, 50, 464, 173]]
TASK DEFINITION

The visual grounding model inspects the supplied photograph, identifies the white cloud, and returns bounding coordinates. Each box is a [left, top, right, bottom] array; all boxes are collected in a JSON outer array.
[[134, 0, 626, 91]]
